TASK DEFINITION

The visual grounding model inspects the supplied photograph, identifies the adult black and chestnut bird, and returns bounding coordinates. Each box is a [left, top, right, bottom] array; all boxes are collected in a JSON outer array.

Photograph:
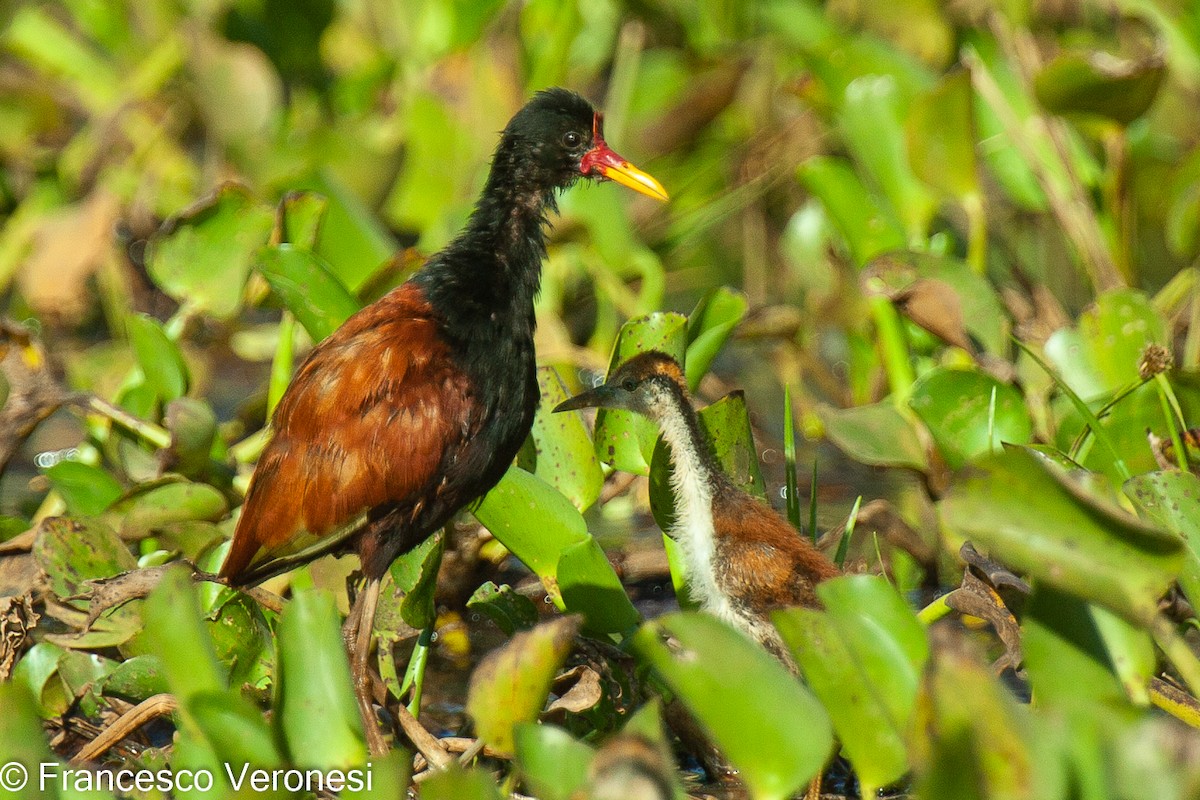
[[218, 88, 667, 752], [555, 352, 839, 671]]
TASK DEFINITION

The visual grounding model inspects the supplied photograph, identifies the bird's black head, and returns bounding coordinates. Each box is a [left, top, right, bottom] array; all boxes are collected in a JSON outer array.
[[502, 88, 668, 201], [554, 351, 687, 419]]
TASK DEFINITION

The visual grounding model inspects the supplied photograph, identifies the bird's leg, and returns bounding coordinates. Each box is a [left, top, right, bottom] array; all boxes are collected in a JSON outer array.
[[345, 576, 387, 756]]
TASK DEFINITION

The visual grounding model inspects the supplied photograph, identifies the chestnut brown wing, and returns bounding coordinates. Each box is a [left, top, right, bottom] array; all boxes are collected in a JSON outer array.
[[219, 285, 476, 584], [711, 490, 840, 611]]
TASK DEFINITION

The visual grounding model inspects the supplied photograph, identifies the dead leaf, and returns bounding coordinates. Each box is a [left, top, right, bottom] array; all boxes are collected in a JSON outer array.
[[891, 278, 974, 353], [19, 191, 119, 323], [546, 665, 603, 716], [0, 592, 38, 680]]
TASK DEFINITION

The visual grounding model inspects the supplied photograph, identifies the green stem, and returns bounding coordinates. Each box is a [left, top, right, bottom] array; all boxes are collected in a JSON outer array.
[[867, 285, 915, 404], [1155, 373, 1189, 471], [403, 626, 436, 717], [85, 396, 172, 450], [963, 191, 988, 276], [783, 384, 801, 532], [809, 459, 819, 546], [1153, 616, 1200, 699], [268, 311, 295, 418], [917, 592, 956, 625], [1068, 377, 1147, 458], [834, 495, 862, 570]]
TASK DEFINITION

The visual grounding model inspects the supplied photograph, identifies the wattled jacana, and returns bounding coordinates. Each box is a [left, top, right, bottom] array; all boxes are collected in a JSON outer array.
[[219, 88, 667, 753], [555, 352, 839, 670]]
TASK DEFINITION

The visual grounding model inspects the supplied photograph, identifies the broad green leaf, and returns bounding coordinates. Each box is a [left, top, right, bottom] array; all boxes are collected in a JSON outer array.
[[1125, 470, 1200, 609], [910, 367, 1033, 468], [774, 576, 928, 794], [146, 184, 274, 319], [467, 582, 538, 635], [189, 690, 286, 770], [101, 478, 227, 539], [126, 312, 189, 402], [44, 460, 122, 516], [275, 589, 367, 767], [474, 467, 589, 603], [632, 612, 833, 800], [818, 402, 927, 470], [1035, 51, 1166, 126], [143, 565, 226, 697], [841, 75, 937, 239], [33, 517, 136, 607], [0, 683, 60, 800], [798, 156, 906, 266], [940, 449, 1183, 624], [557, 537, 640, 634], [593, 312, 688, 475], [257, 244, 361, 343], [163, 397, 219, 479], [293, 170, 397, 292], [203, 593, 271, 688], [386, 530, 444, 630], [514, 723, 595, 800], [466, 616, 581, 756], [11, 642, 70, 716], [650, 391, 766, 534], [685, 287, 748, 390], [100, 654, 169, 702], [277, 191, 328, 251], [520, 367, 603, 512], [907, 69, 978, 198], [1023, 586, 1154, 709], [419, 766, 501, 800]]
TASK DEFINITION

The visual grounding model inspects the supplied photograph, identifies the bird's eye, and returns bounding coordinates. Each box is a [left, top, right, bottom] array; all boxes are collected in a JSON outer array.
[[621, 378, 637, 392], [562, 131, 582, 148]]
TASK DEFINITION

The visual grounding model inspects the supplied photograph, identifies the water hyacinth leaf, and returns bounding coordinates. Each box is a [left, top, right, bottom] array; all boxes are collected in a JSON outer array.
[[101, 478, 228, 539], [521, 367, 603, 512], [257, 244, 360, 343], [474, 467, 589, 602], [163, 397, 218, 478], [940, 449, 1183, 624], [593, 312, 688, 475], [294, 171, 397, 292], [912, 629, 1061, 800], [387, 529, 444, 630], [1124, 470, 1200, 609], [0, 683, 59, 800], [513, 722, 594, 800], [146, 184, 275, 319], [685, 287, 748, 390], [277, 191, 328, 250], [840, 75, 937, 239], [142, 565, 226, 701], [203, 593, 272, 689], [100, 654, 169, 702], [419, 766, 501, 800], [798, 156, 906, 266], [632, 612, 833, 800], [11, 642, 70, 716], [649, 390, 765, 533], [33, 517, 136, 606], [276, 588, 367, 767], [189, 689, 285, 769], [1046, 289, 1167, 398], [907, 70, 978, 199], [1023, 586, 1154, 709], [774, 576, 929, 793], [126, 312, 189, 402], [44, 460, 122, 516], [466, 615, 581, 756], [909, 367, 1033, 468], [818, 402, 927, 470], [557, 537, 640, 634], [467, 582, 538, 635], [1034, 50, 1167, 126]]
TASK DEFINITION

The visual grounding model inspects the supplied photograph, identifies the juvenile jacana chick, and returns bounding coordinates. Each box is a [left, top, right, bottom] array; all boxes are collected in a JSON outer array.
[[555, 352, 839, 670], [219, 88, 667, 753]]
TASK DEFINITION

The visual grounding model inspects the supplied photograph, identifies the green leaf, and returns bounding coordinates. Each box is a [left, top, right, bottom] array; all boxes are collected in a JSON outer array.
[[292, 171, 397, 292], [650, 391, 766, 534], [277, 191, 328, 251], [100, 655, 169, 702], [798, 156, 906, 267], [593, 312, 689, 475], [557, 537, 640, 634], [419, 766, 501, 800], [203, 593, 271, 688], [146, 184, 274, 319], [684, 287, 748, 390], [513, 723, 595, 800], [520, 367, 604, 512], [473, 467, 589, 603], [632, 612, 833, 800], [163, 397, 219, 478], [143, 565, 226, 697], [387, 530, 444, 630], [0, 682, 59, 800], [44, 460, 122, 516], [466, 616, 581, 756], [1035, 51, 1167, 126], [939, 449, 1183, 624], [774, 575, 929, 794], [257, 244, 361, 343], [907, 70, 979, 198], [1124, 470, 1200, 610], [126, 312, 190, 402], [33, 517, 136, 606], [909, 367, 1033, 469], [189, 690, 286, 770], [11, 642, 70, 717], [818, 401, 927, 470], [101, 478, 228, 539], [275, 588, 367, 767], [466, 582, 538, 635]]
